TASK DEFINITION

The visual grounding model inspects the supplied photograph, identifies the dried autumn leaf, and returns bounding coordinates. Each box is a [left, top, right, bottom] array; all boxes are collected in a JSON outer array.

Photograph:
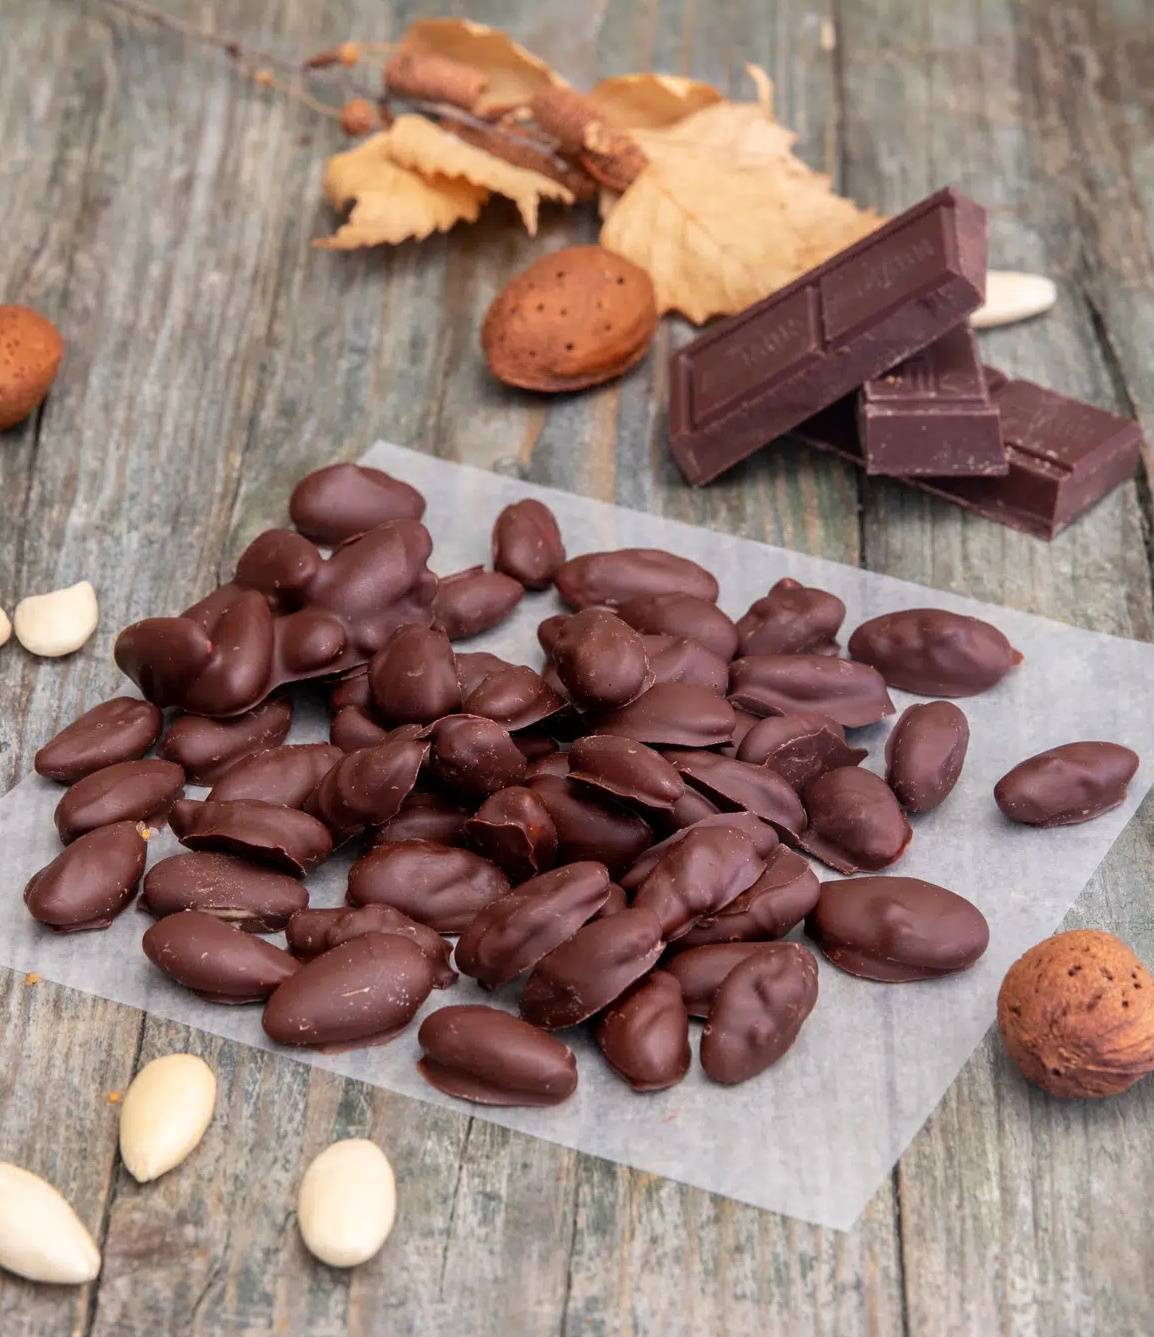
[[601, 153, 881, 323], [630, 99, 797, 170], [588, 73, 723, 130], [401, 18, 566, 117], [316, 132, 487, 249], [386, 114, 573, 233]]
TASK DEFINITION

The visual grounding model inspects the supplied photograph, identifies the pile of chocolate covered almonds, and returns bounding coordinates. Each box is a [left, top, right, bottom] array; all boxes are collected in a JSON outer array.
[[22, 461, 1149, 1106]]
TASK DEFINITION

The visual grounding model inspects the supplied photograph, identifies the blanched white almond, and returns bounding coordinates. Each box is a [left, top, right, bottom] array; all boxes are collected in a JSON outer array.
[[13, 580, 99, 656], [0, 1163, 101, 1284], [297, 1138, 396, 1268], [972, 270, 1057, 329], [0, 607, 10, 647], [119, 1053, 217, 1183]]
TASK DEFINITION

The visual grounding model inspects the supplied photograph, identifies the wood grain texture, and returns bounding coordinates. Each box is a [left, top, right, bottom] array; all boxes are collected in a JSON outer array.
[[0, 0, 1150, 1333]]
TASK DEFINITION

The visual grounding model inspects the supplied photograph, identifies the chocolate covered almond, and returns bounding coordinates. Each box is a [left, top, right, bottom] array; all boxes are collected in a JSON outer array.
[[567, 735, 684, 809], [994, 741, 1139, 827], [735, 578, 845, 657], [373, 791, 472, 848], [848, 608, 1022, 697], [289, 462, 426, 544], [208, 743, 344, 808], [369, 624, 461, 724], [701, 943, 819, 1084], [642, 635, 729, 694], [664, 942, 767, 1017], [426, 714, 526, 799], [263, 933, 435, 1048], [321, 905, 456, 987], [464, 785, 557, 880], [633, 825, 764, 940], [621, 812, 779, 891], [525, 774, 653, 876], [347, 840, 509, 932], [169, 798, 332, 875], [461, 664, 566, 732], [520, 907, 664, 1029], [729, 655, 894, 728], [596, 971, 691, 1092], [550, 609, 653, 711], [143, 910, 299, 1003], [417, 1005, 577, 1106], [885, 701, 969, 813], [615, 592, 738, 662], [799, 768, 911, 874], [593, 683, 736, 747], [307, 738, 427, 832], [455, 862, 611, 989], [35, 697, 164, 784], [555, 548, 719, 610], [492, 499, 566, 590], [737, 712, 867, 791], [54, 758, 185, 844], [140, 851, 308, 930], [330, 705, 392, 752], [807, 876, 989, 981], [433, 567, 524, 640], [676, 846, 820, 948], [157, 698, 293, 785], [24, 820, 149, 932], [665, 750, 807, 835]]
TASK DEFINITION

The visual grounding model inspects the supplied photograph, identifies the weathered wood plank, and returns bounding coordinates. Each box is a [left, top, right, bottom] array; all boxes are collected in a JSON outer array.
[[840, 1, 1154, 1333]]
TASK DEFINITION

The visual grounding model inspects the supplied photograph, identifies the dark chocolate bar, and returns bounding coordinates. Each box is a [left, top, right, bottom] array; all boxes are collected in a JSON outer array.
[[668, 188, 987, 485], [857, 326, 1005, 476], [795, 370, 1142, 539]]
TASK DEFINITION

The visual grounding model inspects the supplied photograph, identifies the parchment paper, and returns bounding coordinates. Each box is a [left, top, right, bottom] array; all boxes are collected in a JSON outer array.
[[2, 441, 1153, 1231]]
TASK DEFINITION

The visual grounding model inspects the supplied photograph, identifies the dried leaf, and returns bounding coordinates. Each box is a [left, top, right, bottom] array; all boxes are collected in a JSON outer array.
[[588, 73, 723, 129], [401, 18, 566, 117], [316, 132, 487, 249], [601, 153, 881, 323], [630, 100, 797, 171], [386, 115, 573, 233]]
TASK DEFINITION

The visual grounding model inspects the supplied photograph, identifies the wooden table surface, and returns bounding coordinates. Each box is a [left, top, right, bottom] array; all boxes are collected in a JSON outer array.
[[3, 1, 1153, 1333]]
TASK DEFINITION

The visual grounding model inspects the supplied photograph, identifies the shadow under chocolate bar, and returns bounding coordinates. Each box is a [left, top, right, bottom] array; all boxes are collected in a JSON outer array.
[[795, 369, 1142, 539], [668, 187, 987, 486], [857, 325, 1005, 477]]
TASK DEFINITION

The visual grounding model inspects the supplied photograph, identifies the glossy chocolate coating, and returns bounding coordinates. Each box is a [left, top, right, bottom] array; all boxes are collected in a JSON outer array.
[[169, 798, 332, 875], [596, 971, 691, 1092], [664, 942, 767, 1017], [143, 910, 300, 1003], [550, 609, 653, 711], [520, 906, 665, 1029], [115, 520, 437, 716], [729, 655, 894, 728], [633, 825, 764, 940], [24, 820, 148, 932], [737, 711, 867, 791], [642, 636, 729, 694], [594, 683, 736, 748], [615, 593, 738, 662], [492, 499, 566, 590], [567, 735, 684, 809], [35, 697, 164, 784], [464, 785, 557, 881], [308, 739, 427, 832], [555, 549, 720, 610], [848, 608, 1022, 697], [141, 851, 308, 930], [208, 743, 345, 807], [417, 1005, 578, 1106], [994, 741, 1139, 826], [289, 462, 426, 543], [319, 905, 457, 987], [621, 813, 778, 892], [736, 579, 846, 657], [375, 792, 472, 848], [461, 664, 566, 732], [456, 861, 611, 988], [368, 624, 461, 724], [800, 767, 911, 874], [454, 650, 518, 696], [659, 786, 720, 832], [158, 698, 293, 784], [885, 701, 969, 813], [676, 846, 820, 948], [595, 883, 629, 918], [433, 566, 524, 640], [665, 751, 807, 835], [330, 705, 391, 751], [347, 840, 510, 933], [525, 774, 653, 876], [807, 876, 989, 981], [262, 933, 435, 1047], [284, 906, 348, 957], [54, 759, 185, 844], [426, 715, 526, 799], [700, 942, 819, 1084]]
